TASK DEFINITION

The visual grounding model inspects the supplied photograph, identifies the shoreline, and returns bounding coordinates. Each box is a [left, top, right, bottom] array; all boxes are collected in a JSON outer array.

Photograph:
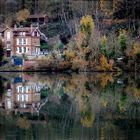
[[0, 69, 138, 73]]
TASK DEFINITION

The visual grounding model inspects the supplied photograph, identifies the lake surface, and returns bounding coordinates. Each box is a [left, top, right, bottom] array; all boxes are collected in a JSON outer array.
[[0, 72, 140, 140]]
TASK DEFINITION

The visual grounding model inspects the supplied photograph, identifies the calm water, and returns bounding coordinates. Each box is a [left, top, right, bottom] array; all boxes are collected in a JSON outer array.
[[0, 72, 140, 140]]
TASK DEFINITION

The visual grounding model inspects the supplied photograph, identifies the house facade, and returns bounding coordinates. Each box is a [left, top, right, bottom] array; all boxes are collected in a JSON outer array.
[[0, 25, 42, 57], [0, 75, 46, 114]]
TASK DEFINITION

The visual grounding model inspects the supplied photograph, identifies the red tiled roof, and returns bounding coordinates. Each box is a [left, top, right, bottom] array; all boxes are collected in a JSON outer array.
[[0, 28, 4, 32]]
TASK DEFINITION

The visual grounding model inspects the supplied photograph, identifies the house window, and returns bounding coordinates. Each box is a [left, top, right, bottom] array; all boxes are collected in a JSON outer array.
[[23, 39, 26, 45], [6, 44, 11, 49], [7, 32, 11, 41], [17, 38, 27, 45], [19, 47, 22, 53], [23, 32, 26, 36], [24, 47, 26, 53], [7, 100, 12, 109], [19, 38, 22, 45], [34, 31, 37, 37]]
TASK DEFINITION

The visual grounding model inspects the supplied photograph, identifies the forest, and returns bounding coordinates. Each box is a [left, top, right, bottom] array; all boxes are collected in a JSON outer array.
[[0, 0, 140, 72]]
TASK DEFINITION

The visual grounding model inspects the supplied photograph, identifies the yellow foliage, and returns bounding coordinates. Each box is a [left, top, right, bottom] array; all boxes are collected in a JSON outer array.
[[100, 55, 108, 66], [81, 114, 95, 128], [126, 84, 140, 98], [101, 99, 108, 107], [76, 32, 86, 49], [80, 15, 94, 34], [133, 42, 140, 55], [64, 50, 76, 60], [100, 0, 105, 11], [17, 9, 30, 22], [98, 55, 114, 71], [119, 29, 127, 35], [119, 104, 126, 112], [101, 35, 107, 46], [98, 73, 114, 88], [17, 117, 31, 130]]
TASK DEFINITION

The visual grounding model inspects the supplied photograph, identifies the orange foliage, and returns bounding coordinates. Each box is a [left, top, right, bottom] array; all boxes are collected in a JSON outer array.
[[97, 73, 114, 88], [64, 50, 76, 60], [17, 9, 30, 22], [133, 42, 140, 56], [98, 55, 114, 71]]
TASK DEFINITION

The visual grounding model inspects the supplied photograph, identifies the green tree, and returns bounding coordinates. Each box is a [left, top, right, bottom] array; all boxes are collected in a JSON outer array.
[[101, 35, 107, 56], [119, 30, 127, 54]]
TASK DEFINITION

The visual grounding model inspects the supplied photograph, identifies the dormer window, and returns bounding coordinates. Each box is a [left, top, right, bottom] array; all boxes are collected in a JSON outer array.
[[19, 32, 26, 36], [34, 31, 37, 37]]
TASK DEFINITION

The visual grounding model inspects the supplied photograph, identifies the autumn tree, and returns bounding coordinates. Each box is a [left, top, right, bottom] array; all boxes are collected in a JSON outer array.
[[16, 9, 30, 23]]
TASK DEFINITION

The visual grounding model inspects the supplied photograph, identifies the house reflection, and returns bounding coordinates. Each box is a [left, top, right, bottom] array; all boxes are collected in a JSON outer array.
[[1, 75, 46, 115]]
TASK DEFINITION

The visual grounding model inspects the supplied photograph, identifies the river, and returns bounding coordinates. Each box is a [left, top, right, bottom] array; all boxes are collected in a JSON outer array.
[[0, 72, 139, 140]]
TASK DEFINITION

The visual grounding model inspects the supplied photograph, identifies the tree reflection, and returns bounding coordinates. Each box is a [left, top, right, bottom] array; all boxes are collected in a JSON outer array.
[[0, 73, 140, 139]]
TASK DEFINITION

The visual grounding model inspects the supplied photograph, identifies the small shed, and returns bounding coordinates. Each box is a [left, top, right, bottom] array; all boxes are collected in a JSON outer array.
[[13, 57, 24, 66]]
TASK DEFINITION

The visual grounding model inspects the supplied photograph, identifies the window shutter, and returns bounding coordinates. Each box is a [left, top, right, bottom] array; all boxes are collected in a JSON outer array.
[[17, 47, 19, 53]]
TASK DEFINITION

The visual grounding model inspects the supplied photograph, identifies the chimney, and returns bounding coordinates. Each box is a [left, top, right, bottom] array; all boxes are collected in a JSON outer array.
[[14, 24, 17, 30], [30, 24, 33, 32]]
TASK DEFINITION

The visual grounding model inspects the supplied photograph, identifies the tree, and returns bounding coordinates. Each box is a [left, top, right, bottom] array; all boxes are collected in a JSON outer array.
[[16, 9, 30, 23], [114, 0, 140, 19], [119, 30, 127, 54], [113, 0, 140, 31], [80, 15, 94, 35]]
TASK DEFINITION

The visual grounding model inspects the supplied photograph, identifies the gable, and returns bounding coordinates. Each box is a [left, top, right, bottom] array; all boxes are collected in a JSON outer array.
[[4, 28, 14, 41], [31, 28, 41, 37], [3, 27, 13, 33]]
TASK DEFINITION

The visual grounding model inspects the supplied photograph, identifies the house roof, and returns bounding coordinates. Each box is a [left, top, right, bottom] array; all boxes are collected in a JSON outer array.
[[14, 27, 38, 33], [0, 26, 41, 35], [0, 28, 4, 33], [0, 26, 48, 40], [0, 26, 13, 33]]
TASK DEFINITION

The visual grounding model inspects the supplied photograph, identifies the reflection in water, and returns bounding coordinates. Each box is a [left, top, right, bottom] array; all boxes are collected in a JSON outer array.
[[0, 73, 140, 140]]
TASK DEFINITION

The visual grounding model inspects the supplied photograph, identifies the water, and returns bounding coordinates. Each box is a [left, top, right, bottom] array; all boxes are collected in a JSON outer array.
[[0, 72, 140, 140]]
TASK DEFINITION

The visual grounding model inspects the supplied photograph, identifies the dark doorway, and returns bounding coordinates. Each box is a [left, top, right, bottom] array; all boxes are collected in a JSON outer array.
[[7, 51, 11, 57]]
